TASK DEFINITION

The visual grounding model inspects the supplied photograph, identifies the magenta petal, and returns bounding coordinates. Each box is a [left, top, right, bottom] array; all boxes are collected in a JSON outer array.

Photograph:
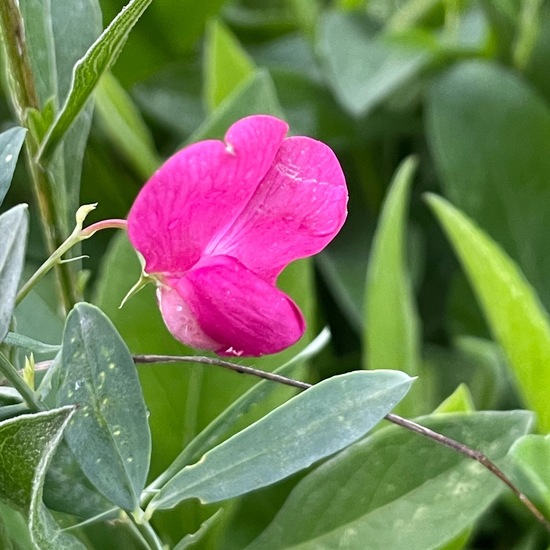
[[158, 285, 221, 352], [127, 116, 288, 274], [211, 136, 348, 282], [171, 256, 305, 357]]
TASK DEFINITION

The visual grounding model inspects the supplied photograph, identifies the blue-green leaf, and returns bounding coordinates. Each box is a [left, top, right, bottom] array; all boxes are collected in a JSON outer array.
[[0, 205, 28, 343], [147, 370, 413, 512], [0, 127, 26, 207], [58, 303, 151, 511]]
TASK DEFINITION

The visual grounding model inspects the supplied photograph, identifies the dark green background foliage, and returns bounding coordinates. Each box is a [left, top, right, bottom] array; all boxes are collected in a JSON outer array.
[[2, 0, 550, 548]]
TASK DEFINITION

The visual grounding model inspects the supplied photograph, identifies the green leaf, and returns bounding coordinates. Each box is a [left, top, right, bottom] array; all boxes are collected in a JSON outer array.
[[39, 0, 154, 161], [0, 407, 74, 510], [364, 158, 420, 375], [0, 205, 28, 343], [317, 11, 429, 117], [4, 332, 60, 355], [173, 509, 223, 550], [150, 329, 330, 486], [204, 19, 256, 111], [57, 303, 151, 511], [147, 370, 413, 512], [0, 407, 83, 549], [43, 442, 115, 520], [510, 434, 550, 508], [246, 411, 533, 550], [427, 195, 550, 432], [0, 127, 26, 207], [426, 60, 550, 311], [0, 502, 33, 550], [20, 0, 102, 236], [434, 384, 475, 414], [190, 69, 284, 143], [94, 73, 161, 179]]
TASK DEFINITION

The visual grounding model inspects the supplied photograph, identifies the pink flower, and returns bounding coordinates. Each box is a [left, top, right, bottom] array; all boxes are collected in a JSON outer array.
[[127, 115, 348, 357]]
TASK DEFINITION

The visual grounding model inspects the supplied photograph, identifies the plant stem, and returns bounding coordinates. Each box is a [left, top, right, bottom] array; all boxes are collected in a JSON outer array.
[[129, 511, 165, 550], [0, 351, 44, 411], [0, 0, 77, 313], [134, 353, 550, 533], [17, 213, 127, 305]]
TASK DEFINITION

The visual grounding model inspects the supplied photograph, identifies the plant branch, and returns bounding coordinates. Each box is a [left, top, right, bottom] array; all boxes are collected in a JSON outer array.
[[0, 0, 77, 312], [134, 353, 550, 533]]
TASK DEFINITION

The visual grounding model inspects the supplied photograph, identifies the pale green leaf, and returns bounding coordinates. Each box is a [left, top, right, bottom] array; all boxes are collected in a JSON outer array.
[[247, 411, 532, 550], [427, 194, 550, 432], [147, 370, 413, 512], [57, 303, 151, 511], [0, 205, 28, 343]]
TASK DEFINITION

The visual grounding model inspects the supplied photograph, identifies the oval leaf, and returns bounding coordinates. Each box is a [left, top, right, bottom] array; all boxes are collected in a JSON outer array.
[[0, 127, 26, 206], [147, 370, 414, 512], [58, 303, 151, 511], [246, 411, 533, 550], [0, 205, 29, 343], [427, 195, 550, 433]]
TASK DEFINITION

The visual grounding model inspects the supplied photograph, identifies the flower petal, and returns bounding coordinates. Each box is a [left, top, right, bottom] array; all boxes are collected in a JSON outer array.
[[127, 115, 288, 274], [166, 256, 305, 356], [158, 286, 221, 351], [211, 136, 348, 282]]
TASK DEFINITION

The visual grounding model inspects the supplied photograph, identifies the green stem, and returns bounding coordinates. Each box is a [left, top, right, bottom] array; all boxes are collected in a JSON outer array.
[[0, 0, 78, 313], [129, 511, 165, 550], [17, 212, 127, 305], [0, 352, 44, 411]]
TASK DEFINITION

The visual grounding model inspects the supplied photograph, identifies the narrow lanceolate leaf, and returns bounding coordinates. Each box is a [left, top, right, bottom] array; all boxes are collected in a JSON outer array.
[[364, 158, 420, 375], [0, 205, 28, 343], [246, 411, 533, 550], [0, 127, 26, 206], [0, 407, 83, 550], [58, 303, 151, 511], [147, 370, 413, 513], [157, 329, 331, 480], [39, 0, 154, 161], [427, 195, 550, 432]]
